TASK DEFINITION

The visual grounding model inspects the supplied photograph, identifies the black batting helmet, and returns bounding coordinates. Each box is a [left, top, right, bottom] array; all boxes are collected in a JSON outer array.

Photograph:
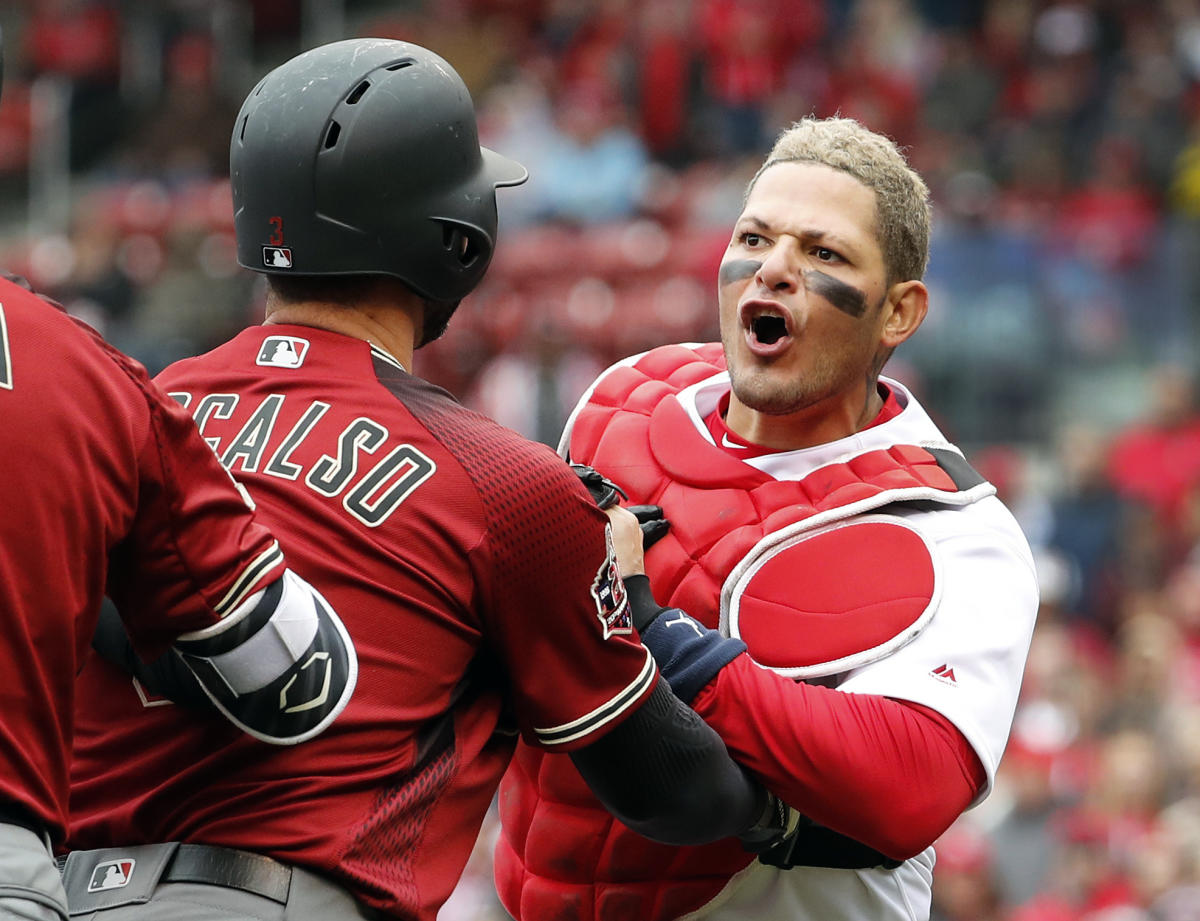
[[230, 38, 527, 344]]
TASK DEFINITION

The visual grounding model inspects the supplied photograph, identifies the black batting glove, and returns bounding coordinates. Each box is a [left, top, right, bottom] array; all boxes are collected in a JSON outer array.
[[627, 504, 670, 548], [570, 463, 671, 547], [570, 463, 627, 509]]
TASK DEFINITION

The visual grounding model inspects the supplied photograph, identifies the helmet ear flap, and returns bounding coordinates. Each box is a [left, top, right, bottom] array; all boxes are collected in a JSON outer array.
[[414, 220, 492, 348], [441, 224, 484, 270]]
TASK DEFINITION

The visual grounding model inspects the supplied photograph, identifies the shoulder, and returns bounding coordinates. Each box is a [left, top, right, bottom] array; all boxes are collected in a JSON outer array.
[[899, 494, 1036, 574], [396, 376, 589, 507], [726, 496, 1037, 678], [1, 274, 94, 353], [591, 343, 725, 402], [2, 278, 155, 401], [560, 343, 724, 457], [155, 349, 209, 383], [728, 513, 942, 677]]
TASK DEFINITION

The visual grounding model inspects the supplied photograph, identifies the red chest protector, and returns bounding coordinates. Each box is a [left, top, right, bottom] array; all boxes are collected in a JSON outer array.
[[495, 344, 991, 921]]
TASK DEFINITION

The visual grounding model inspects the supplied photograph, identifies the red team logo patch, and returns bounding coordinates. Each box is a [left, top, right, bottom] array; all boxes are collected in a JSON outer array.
[[591, 525, 632, 639], [87, 859, 136, 892]]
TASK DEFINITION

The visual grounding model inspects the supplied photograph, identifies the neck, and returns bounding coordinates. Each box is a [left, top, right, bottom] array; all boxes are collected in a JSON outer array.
[[725, 380, 885, 451], [264, 287, 419, 370]]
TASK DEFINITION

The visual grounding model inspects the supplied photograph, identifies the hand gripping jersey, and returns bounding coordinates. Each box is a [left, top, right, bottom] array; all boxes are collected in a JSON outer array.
[[69, 325, 658, 921], [495, 344, 1039, 921], [0, 278, 287, 844]]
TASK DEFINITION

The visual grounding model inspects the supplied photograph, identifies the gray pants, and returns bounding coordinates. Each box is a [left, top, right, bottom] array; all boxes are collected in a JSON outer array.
[[60, 844, 378, 920], [0, 820, 69, 920]]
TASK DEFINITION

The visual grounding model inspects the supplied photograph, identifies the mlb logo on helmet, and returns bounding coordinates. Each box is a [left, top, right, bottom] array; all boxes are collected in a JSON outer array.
[[257, 336, 310, 369], [87, 859, 136, 892], [262, 245, 293, 268]]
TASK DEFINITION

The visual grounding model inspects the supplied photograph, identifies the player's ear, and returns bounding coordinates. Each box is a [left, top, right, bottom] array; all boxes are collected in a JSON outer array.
[[879, 280, 927, 349]]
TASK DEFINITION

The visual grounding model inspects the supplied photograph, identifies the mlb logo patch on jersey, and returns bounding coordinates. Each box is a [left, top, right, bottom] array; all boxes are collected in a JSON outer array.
[[591, 525, 632, 639], [262, 245, 293, 268], [257, 336, 310, 368], [87, 859, 136, 892]]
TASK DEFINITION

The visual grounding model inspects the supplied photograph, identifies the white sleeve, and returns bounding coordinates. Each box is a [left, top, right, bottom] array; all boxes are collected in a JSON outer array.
[[837, 496, 1039, 801]]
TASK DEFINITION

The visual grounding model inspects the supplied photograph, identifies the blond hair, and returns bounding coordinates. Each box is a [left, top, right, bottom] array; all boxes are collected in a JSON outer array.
[[747, 117, 931, 283]]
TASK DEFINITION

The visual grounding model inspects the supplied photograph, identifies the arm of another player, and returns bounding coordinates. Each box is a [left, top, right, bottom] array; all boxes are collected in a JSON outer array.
[[674, 512, 1035, 860], [611, 535, 987, 860], [565, 503, 788, 847], [103, 349, 357, 744], [493, 463, 782, 847], [94, 569, 357, 746], [573, 505, 787, 845]]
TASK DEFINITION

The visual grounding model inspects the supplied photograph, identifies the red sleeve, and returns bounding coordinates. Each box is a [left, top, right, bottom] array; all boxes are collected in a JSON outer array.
[[691, 654, 986, 859], [476, 443, 657, 751], [104, 343, 285, 658]]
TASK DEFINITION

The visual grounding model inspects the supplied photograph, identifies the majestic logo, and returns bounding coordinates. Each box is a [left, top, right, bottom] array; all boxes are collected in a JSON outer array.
[[256, 336, 309, 368], [930, 663, 958, 685], [87, 859, 136, 892], [262, 246, 293, 269], [591, 525, 632, 639]]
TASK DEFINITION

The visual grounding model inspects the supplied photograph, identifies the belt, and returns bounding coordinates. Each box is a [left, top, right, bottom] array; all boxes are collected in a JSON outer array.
[[0, 802, 47, 839], [162, 844, 292, 903]]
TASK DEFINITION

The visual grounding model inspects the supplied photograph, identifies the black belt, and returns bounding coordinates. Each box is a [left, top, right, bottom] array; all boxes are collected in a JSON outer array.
[[162, 844, 292, 903], [0, 802, 47, 839]]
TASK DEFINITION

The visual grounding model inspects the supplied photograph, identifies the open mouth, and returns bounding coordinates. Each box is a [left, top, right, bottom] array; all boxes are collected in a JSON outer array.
[[752, 314, 788, 345], [740, 301, 793, 350]]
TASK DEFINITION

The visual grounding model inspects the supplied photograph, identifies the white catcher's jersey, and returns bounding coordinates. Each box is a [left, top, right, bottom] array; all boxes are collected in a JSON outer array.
[[676, 375, 1040, 920], [501, 347, 1040, 921]]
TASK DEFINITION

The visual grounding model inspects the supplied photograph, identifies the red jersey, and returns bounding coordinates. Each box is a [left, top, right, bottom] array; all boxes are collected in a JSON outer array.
[[69, 324, 657, 920], [0, 277, 284, 842]]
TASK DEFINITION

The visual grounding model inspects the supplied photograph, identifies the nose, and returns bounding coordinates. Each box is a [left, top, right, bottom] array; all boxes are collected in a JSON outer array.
[[754, 238, 801, 293]]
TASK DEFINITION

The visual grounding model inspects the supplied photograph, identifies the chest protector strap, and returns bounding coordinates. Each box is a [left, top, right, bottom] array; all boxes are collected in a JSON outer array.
[[758, 816, 902, 871]]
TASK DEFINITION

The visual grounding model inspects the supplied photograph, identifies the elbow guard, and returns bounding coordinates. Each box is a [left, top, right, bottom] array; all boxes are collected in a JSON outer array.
[[172, 569, 358, 745]]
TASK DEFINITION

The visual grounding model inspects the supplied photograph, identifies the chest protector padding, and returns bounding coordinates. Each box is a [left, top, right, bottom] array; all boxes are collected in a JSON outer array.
[[496, 344, 984, 921]]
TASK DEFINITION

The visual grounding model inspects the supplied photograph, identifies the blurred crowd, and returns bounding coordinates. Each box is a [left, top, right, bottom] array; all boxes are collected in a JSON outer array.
[[3, 0, 1200, 918]]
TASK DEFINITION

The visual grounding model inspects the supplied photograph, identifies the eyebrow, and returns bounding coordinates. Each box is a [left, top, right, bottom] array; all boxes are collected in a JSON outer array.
[[736, 216, 858, 252]]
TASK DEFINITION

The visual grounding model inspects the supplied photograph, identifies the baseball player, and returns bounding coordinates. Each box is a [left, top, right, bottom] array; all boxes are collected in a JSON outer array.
[[63, 39, 781, 921], [495, 117, 1041, 921], [0, 265, 357, 920], [0, 30, 349, 919]]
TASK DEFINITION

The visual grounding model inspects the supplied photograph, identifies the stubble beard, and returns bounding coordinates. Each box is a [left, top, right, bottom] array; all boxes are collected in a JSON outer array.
[[727, 355, 839, 416]]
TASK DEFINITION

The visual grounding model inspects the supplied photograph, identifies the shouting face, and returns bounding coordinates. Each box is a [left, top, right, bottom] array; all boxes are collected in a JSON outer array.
[[718, 161, 920, 448]]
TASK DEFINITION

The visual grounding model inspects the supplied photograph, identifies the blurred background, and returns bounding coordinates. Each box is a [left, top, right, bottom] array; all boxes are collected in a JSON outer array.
[[3, 0, 1200, 918]]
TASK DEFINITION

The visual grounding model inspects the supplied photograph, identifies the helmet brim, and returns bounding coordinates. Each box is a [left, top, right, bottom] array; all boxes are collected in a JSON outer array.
[[482, 146, 529, 188]]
